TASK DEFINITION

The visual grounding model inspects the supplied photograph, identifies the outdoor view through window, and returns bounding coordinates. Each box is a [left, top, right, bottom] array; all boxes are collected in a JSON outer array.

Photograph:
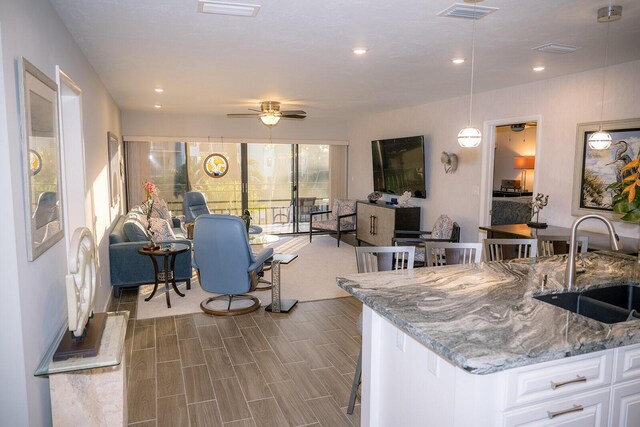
[[126, 141, 332, 234]]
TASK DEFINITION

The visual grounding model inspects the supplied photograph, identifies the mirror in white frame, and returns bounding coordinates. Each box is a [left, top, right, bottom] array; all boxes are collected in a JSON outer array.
[[18, 57, 64, 261]]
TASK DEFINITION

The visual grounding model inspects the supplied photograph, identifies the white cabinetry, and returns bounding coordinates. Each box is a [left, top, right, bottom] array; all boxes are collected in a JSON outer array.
[[361, 306, 640, 427]]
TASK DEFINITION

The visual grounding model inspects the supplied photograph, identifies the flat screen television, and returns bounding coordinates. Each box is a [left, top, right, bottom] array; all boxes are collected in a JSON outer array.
[[371, 135, 426, 199]]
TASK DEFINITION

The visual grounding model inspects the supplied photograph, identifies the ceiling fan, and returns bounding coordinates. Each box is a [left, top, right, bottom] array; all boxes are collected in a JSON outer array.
[[227, 101, 306, 127]]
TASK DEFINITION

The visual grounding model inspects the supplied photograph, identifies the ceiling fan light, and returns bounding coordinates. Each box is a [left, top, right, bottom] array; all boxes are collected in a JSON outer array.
[[458, 126, 482, 147], [588, 131, 612, 150], [259, 113, 281, 127]]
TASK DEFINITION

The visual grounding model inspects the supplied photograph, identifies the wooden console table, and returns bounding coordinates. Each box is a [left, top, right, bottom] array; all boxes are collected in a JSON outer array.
[[356, 201, 420, 246]]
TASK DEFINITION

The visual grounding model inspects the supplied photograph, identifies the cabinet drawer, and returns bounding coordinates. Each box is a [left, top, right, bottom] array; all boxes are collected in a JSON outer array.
[[614, 343, 640, 383], [505, 352, 612, 409], [610, 379, 640, 426], [503, 389, 610, 427]]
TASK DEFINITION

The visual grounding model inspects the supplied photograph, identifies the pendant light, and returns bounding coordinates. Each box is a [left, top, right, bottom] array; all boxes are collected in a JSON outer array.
[[457, 1, 482, 148], [588, 5, 622, 150]]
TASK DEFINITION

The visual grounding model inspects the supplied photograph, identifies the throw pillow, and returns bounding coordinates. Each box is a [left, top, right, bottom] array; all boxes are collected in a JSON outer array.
[[123, 212, 150, 242], [337, 199, 357, 227], [149, 217, 176, 242], [431, 215, 454, 239], [152, 198, 172, 222]]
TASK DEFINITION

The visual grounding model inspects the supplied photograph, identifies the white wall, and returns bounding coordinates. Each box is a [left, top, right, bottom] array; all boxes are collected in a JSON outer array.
[[347, 60, 640, 242], [122, 110, 348, 142], [0, 0, 121, 425]]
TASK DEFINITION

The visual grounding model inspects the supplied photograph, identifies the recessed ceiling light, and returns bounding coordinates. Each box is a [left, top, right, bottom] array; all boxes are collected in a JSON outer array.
[[154, 88, 164, 93], [533, 66, 545, 72], [197, 1, 261, 17], [452, 58, 465, 64], [353, 47, 368, 55], [154, 104, 162, 109]]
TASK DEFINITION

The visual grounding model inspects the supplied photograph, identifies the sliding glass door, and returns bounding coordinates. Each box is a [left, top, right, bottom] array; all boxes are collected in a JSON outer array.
[[297, 144, 330, 232], [246, 143, 294, 233], [126, 140, 336, 235], [186, 141, 243, 216]]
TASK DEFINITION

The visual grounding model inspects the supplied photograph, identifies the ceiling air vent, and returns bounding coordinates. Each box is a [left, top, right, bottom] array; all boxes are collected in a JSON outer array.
[[532, 43, 580, 54], [197, 1, 261, 17], [438, 3, 498, 20]]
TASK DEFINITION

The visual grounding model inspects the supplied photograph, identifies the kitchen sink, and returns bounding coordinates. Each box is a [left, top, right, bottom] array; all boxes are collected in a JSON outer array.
[[535, 284, 640, 324]]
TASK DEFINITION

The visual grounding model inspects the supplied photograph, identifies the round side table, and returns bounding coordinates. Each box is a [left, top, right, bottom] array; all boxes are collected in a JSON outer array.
[[138, 243, 190, 308]]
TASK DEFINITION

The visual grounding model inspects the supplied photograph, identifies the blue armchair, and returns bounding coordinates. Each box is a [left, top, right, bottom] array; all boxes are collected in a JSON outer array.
[[183, 191, 210, 223], [193, 214, 273, 315], [183, 191, 263, 234]]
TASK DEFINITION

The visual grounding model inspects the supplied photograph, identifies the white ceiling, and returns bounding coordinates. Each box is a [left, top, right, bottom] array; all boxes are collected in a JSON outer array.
[[50, 0, 640, 121]]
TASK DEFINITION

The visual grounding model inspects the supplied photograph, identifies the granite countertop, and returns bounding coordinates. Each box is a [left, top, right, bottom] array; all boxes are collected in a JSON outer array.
[[337, 252, 640, 375]]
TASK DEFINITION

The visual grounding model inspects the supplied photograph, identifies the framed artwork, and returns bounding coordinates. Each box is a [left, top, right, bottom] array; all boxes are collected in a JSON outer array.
[[107, 131, 121, 208], [18, 57, 64, 261], [572, 118, 640, 220], [29, 149, 43, 175], [203, 153, 229, 178]]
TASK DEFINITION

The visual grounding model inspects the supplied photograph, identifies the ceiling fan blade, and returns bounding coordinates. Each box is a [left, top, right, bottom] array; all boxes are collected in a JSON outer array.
[[282, 115, 307, 119], [248, 108, 262, 112], [281, 110, 306, 115], [227, 113, 260, 118]]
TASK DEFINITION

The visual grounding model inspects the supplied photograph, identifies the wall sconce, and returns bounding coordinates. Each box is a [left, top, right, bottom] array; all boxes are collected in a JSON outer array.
[[441, 152, 458, 174], [513, 156, 535, 190]]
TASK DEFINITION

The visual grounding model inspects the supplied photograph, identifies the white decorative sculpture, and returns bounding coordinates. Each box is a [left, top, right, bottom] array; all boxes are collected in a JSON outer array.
[[397, 191, 412, 206], [440, 152, 458, 174], [66, 227, 97, 338]]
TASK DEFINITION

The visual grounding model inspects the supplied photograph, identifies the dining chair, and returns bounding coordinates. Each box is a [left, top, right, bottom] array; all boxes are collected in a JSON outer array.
[[538, 235, 589, 257], [393, 214, 460, 266], [424, 242, 482, 267], [348, 246, 415, 415], [483, 238, 538, 262]]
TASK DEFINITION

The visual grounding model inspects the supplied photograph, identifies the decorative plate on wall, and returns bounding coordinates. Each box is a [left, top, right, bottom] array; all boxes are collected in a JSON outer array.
[[29, 149, 42, 175], [203, 153, 229, 178]]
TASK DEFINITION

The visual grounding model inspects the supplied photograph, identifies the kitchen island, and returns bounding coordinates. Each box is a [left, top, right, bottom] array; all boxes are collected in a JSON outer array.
[[337, 252, 640, 426]]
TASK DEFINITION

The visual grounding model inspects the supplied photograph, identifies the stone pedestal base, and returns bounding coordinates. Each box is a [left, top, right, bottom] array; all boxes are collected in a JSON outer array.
[[49, 357, 126, 426]]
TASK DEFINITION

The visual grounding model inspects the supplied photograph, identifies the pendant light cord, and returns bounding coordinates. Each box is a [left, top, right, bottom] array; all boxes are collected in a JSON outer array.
[[598, 21, 610, 130], [468, 2, 478, 127]]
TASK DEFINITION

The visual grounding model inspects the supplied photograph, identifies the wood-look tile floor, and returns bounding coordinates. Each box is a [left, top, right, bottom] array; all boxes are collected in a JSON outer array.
[[110, 289, 363, 427]]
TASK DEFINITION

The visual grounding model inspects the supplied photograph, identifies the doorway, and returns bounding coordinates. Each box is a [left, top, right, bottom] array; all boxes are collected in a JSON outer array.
[[56, 67, 90, 246], [479, 117, 541, 230]]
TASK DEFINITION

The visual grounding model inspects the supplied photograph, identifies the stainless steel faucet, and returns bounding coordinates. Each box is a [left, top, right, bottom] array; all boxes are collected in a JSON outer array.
[[565, 214, 622, 290]]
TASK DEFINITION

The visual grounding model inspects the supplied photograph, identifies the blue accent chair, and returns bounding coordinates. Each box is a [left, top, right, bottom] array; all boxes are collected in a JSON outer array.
[[33, 191, 59, 228], [183, 191, 210, 223], [193, 214, 273, 315], [183, 191, 263, 234]]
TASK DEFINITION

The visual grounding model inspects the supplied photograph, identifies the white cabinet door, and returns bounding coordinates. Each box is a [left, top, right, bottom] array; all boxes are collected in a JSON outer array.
[[613, 343, 640, 383], [610, 379, 640, 427], [503, 389, 609, 427]]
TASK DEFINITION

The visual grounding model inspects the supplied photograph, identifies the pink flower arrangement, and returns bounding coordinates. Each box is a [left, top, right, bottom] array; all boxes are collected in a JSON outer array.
[[144, 180, 156, 202]]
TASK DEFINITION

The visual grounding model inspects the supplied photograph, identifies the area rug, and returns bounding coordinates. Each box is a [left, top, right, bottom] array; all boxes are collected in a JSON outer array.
[[136, 235, 357, 320]]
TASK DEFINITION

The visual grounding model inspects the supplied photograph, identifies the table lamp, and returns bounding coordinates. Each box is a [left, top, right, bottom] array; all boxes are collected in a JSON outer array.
[[513, 156, 535, 191]]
